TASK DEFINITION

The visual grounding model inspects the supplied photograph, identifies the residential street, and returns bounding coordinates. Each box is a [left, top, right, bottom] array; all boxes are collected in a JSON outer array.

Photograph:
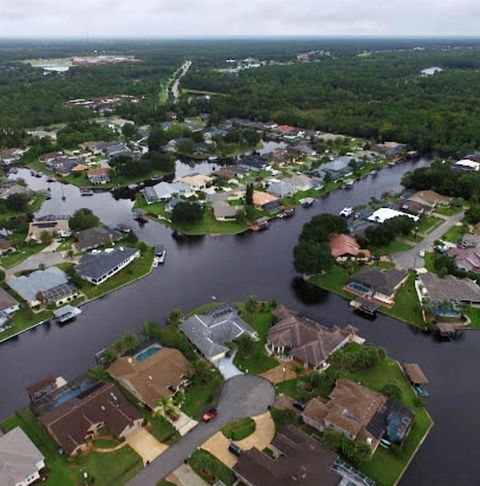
[[390, 211, 465, 269], [127, 375, 275, 486]]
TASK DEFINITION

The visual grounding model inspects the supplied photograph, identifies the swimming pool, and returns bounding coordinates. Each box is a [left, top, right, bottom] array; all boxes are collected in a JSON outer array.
[[436, 307, 461, 318], [135, 344, 162, 362], [54, 381, 90, 406], [348, 282, 372, 295]]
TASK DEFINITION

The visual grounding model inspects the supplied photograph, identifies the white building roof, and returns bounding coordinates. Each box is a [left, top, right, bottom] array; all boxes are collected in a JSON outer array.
[[455, 159, 480, 171], [368, 207, 419, 224]]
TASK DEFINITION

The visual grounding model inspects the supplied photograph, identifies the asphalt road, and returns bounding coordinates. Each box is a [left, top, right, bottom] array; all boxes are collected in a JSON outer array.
[[127, 375, 275, 486], [390, 211, 465, 269]]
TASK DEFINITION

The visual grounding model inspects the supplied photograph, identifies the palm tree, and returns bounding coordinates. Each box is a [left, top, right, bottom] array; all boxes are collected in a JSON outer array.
[[142, 321, 159, 341], [245, 295, 260, 318], [168, 308, 184, 326]]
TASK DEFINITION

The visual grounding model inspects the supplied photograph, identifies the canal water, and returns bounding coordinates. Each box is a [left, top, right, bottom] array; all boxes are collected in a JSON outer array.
[[1, 158, 477, 485]]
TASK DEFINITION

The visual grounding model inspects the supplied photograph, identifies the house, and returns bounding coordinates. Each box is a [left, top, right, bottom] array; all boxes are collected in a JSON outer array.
[[233, 426, 372, 486], [0, 148, 24, 165], [87, 168, 110, 185], [302, 378, 414, 451], [0, 239, 15, 257], [107, 346, 191, 410], [79, 141, 108, 155], [181, 304, 258, 362], [417, 272, 480, 315], [236, 154, 269, 171], [75, 226, 123, 252], [143, 182, 193, 204], [7, 267, 79, 308], [267, 181, 296, 198], [329, 234, 371, 261], [212, 201, 237, 221], [178, 173, 213, 191], [266, 305, 357, 370], [0, 287, 19, 315], [252, 191, 280, 211], [37, 381, 142, 455], [45, 157, 86, 176], [27, 216, 71, 241], [0, 183, 32, 201], [454, 159, 480, 172], [408, 190, 450, 208], [394, 198, 430, 217], [77, 247, 140, 285], [373, 141, 406, 157], [0, 427, 46, 486], [105, 142, 131, 159], [448, 245, 480, 273], [346, 267, 409, 306], [368, 207, 419, 224]]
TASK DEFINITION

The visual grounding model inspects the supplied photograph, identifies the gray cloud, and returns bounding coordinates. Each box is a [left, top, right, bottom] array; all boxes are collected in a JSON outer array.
[[1, 0, 480, 37]]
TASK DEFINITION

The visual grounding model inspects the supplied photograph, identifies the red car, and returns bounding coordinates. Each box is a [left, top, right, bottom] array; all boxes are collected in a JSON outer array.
[[202, 408, 218, 422]]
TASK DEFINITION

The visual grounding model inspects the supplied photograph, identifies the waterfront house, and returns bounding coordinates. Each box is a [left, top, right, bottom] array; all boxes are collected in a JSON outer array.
[[329, 234, 371, 262], [0, 427, 46, 486], [266, 305, 357, 370], [0, 183, 32, 201], [7, 267, 79, 308], [408, 190, 450, 209], [267, 181, 296, 198], [46, 156, 86, 176], [212, 201, 238, 221], [105, 142, 131, 159], [37, 381, 142, 455], [372, 141, 406, 157], [346, 267, 409, 307], [143, 182, 193, 204], [75, 226, 123, 252], [107, 346, 191, 410], [26, 374, 60, 402], [368, 207, 419, 224], [0, 287, 19, 316], [416, 272, 480, 320], [27, 216, 71, 242], [252, 191, 280, 211], [394, 198, 430, 217], [181, 304, 258, 362], [233, 426, 371, 486], [178, 173, 213, 191], [77, 247, 140, 285], [87, 167, 110, 185], [302, 378, 414, 451], [236, 154, 269, 171]]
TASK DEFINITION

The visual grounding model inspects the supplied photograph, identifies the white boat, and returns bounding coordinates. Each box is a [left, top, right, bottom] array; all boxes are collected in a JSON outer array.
[[154, 245, 166, 265], [340, 206, 353, 218]]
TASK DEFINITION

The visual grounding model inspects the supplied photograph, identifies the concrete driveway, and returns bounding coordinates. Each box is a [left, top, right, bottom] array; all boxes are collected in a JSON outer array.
[[215, 352, 243, 380], [127, 375, 275, 486], [126, 428, 168, 465], [6, 251, 65, 278], [166, 464, 208, 486], [390, 211, 465, 269]]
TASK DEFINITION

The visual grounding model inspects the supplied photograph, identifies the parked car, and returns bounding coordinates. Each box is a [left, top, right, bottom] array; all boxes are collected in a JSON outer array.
[[228, 443, 242, 457], [202, 408, 218, 422], [293, 401, 306, 411]]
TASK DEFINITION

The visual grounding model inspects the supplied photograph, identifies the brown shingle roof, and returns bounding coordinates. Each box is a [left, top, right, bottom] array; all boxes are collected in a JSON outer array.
[[39, 382, 142, 454], [26, 374, 56, 397], [0, 287, 18, 312], [268, 306, 355, 368], [107, 347, 191, 409]]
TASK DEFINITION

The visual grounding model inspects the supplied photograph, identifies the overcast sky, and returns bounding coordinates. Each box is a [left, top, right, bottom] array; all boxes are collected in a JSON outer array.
[[1, 0, 480, 38]]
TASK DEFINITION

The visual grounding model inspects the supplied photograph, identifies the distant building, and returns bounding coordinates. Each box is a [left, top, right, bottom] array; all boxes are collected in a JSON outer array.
[[87, 167, 110, 185], [212, 201, 238, 221], [329, 234, 371, 261], [75, 226, 123, 252], [252, 191, 280, 211], [178, 173, 213, 191], [373, 141, 406, 157], [0, 427, 46, 486], [448, 245, 480, 273]]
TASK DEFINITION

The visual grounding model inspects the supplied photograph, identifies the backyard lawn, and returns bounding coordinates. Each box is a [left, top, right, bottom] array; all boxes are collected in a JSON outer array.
[[0, 305, 53, 342], [0, 242, 48, 269], [146, 414, 180, 445], [222, 417, 256, 440], [369, 239, 412, 256], [233, 302, 279, 375], [441, 223, 467, 243], [187, 449, 235, 486], [0, 407, 143, 486], [417, 216, 444, 234], [434, 205, 463, 217]]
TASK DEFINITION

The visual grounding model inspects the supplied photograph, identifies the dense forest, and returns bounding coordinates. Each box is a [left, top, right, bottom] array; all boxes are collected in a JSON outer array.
[[2, 39, 480, 155]]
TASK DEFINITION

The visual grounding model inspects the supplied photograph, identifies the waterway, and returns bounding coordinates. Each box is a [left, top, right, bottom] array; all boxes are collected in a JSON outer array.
[[1, 158, 477, 485]]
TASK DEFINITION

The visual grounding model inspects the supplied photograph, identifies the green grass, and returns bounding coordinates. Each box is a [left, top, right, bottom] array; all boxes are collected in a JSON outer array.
[[92, 438, 120, 448], [342, 359, 432, 486], [309, 266, 351, 298], [78, 244, 154, 300], [182, 381, 222, 420], [222, 417, 256, 440], [369, 240, 412, 256], [146, 414, 180, 445], [187, 449, 235, 486], [0, 305, 53, 342], [441, 224, 467, 243], [417, 216, 444, 234], [465, 307, 480, 328], [233, 303, 279, 374], [0, 242, 48, 269], [182, 88, 225, 96], [0, 407, 143, 486], [423, 252, 438, 273], [434, 205, 462, 216], [382, 273, 424, 328], [275, 368, 336, 402]]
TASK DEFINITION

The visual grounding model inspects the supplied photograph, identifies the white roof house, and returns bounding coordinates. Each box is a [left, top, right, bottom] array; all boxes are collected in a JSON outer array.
[[455, 159, 480, 171], [368, 207, 419, 224], [0, 427, 45, 486]]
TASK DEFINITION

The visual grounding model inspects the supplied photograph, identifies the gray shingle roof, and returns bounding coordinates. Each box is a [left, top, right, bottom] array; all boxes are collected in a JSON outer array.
[[77, 247, 139, 281], [0, 427, 44, 486], [8, 267, 69, 303], [419, 272, 480, 304], [181, 305, 257, 360], [351, 267, 408, 296]]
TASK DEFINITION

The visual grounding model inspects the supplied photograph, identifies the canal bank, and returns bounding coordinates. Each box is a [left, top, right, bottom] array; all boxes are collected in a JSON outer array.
[[1, 158, 478, 485]]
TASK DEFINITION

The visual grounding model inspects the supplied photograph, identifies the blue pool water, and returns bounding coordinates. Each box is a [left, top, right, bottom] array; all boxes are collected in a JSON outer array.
[[348, 282, 372, 295], [54, 381, 90, 406], [436, 307, 460, 318], [135, 345, 162, 362], [386, 413, 412, 443]]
